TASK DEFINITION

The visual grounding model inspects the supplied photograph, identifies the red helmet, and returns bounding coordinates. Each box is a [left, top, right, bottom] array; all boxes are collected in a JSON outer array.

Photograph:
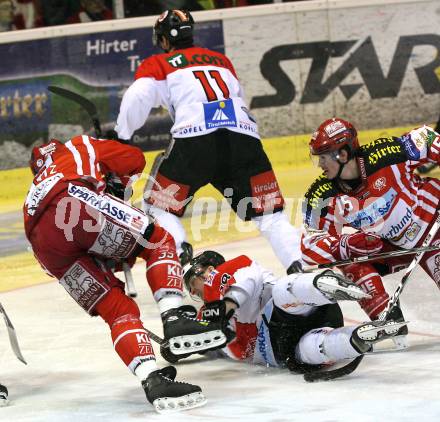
[[309, 118, 359, 157], [29, 139, 63, 175]]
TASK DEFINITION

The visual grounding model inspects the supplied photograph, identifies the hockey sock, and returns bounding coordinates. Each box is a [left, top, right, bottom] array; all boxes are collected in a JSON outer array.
[[343, 263, 389, 319]]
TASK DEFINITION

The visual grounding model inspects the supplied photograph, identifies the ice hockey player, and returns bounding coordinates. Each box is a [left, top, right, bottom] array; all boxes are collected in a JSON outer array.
[[0, 383, 8, 406], [301, 118, 440, 346], [172, 251, 406, 375], [114, 9, 302, 272], [23, 136, 233, 413]]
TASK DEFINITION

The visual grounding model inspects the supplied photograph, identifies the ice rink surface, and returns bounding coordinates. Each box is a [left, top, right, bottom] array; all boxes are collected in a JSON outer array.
[[1, 236, 440, 422]]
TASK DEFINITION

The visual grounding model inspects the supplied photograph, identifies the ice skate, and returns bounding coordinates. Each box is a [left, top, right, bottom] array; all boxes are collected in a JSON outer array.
[[162, 306, 227, 355], [350, 320, 409, 354], [375, 303, 409, 351], [313, 270, 372, 301], [0, 384, 8, 407], [142, 366, 206, 413]]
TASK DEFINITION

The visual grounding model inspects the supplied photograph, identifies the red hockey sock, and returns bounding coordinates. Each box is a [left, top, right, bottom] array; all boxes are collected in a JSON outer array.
[[95, 288, 156, 373], [343, 263, 389, 319]]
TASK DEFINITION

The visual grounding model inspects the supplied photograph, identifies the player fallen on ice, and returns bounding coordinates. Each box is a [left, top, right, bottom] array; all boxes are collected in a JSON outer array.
[[23, 136, 233, 413], [301, 119, 440, 348], [161, 251, 406, 378], [114, 9, 302, 273]]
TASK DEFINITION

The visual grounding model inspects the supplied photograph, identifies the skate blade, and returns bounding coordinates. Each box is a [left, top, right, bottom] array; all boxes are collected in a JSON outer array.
[[0, 398, 9, 407], [318, 280, 372, 300], [359, 321, 409, 341], [370, 335, 410, 354], [169, 330, 226, 355], [153, 391, 207, 414]]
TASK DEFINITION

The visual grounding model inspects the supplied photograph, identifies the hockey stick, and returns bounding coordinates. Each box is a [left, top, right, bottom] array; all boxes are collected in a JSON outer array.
[[303, 355, 364, 383], [303, 244, 440, 271], [123, 262, 137, 298], [0, 303, 27, 365], [47, 86, 102, 137], [379, 213, 440, 321]]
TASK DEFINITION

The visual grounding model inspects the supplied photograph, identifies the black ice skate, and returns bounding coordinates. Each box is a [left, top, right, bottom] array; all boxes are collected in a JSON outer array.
[[162, 305, 227, 355], [0, 384, 8, 407], [350, 320, 409, 354], [377, 302, 409, 351], [313, 270, 372, 301], [142, 366, 206, 413]]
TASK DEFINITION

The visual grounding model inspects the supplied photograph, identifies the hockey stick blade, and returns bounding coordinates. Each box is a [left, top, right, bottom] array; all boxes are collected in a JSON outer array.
[[303, 355, 364, 383], [0, 303, 27, 365], [47, 85, 102, 137]]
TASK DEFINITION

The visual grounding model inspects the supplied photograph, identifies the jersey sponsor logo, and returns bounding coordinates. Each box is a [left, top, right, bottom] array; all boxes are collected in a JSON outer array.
[[59, 262, 109, 313], [219, 273, 232, 295], [368, 144, 402, 165], [202, 307, 220, 319], [404, 221, 421, 242], [25, 173, 63, 216], [205, 269, 218, 287], [203, 99, 237, 129], [89, 220, 137, 258], [173, 124, 204, 136], [167, 53, 189, 68], [306, 179, 333, 209], [324, 120, 347, 137], [167, 52, 227, 69], [68, 184, 131, 224], [384, 207, 413, 240], [344, 188, 397, 229], [373, 176, 387, 191]]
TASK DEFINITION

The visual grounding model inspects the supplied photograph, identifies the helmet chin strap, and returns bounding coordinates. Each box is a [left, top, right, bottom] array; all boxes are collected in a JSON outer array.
[[334, 159, 346, 180]]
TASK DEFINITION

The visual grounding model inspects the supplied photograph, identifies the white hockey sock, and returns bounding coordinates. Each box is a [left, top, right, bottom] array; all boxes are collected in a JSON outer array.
[[296, 326, 360, 365], [158, 296, 183, 314], [252, 212, 302, 268], [135, 359, 159, 382]]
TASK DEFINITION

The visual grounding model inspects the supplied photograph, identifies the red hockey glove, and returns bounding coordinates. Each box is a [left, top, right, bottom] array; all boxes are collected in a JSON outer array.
[[335, 232, 383, 259]]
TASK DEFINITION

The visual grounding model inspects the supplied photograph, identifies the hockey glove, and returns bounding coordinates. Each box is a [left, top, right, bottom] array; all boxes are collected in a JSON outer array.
[[335, 232, 383, 260], [105, 173, 128, 200], [201, 300, 236, 344]]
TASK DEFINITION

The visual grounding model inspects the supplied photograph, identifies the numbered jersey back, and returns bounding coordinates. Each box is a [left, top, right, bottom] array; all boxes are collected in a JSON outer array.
[[135, 46, 259, 139]]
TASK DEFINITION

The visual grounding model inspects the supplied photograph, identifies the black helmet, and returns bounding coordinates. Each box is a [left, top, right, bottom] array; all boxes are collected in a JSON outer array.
[[153, 9, 194, 50], [183, 250, 225, 291]]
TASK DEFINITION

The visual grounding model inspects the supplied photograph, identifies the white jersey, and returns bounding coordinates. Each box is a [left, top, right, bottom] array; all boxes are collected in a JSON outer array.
[[115, 46, 259, 141]]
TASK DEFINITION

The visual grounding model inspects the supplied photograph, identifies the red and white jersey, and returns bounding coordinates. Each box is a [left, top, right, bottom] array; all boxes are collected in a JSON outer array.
[[302, 126, 440, 263], [201, 255, 275, 361], [115, 46, 259, 141], [23, 135, 145, 238]]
